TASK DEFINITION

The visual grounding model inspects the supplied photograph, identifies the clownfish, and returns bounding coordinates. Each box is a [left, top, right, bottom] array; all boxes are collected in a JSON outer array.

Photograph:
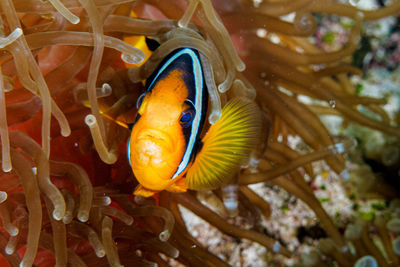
[[128, 47, 262, 197]]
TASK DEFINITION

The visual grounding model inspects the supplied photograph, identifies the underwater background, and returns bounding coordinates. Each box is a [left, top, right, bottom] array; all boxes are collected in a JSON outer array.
[[0, 0, 399, 266]]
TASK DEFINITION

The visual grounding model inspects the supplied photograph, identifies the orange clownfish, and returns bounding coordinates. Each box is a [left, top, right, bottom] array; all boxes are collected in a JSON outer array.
[[128, 48, 261, 197]]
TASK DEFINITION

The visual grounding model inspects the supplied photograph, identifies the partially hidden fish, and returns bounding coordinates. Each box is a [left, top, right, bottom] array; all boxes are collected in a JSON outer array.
[[128, 47, 262, 197]]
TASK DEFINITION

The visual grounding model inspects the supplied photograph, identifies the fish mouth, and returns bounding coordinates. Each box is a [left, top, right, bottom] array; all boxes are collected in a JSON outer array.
[[130, 128, 184, 185], [135, 128, 174, 153], [131, 128, 176, 171]]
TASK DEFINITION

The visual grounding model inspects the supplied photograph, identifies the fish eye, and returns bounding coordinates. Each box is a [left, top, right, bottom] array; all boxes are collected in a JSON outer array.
[[136, 92, 146, 110], [180, 109, 195, 127]]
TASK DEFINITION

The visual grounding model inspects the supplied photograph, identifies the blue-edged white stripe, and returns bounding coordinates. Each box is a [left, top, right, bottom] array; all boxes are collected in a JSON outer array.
[[127, 137, 132, 165]]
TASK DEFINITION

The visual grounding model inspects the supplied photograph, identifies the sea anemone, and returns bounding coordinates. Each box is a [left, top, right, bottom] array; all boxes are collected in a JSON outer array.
[[0, 0, 399, 266]]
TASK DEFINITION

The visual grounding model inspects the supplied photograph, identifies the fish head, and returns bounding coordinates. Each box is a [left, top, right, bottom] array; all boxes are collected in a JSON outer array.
[[128, 48, 208, 195], [129, 69, 196, 191]]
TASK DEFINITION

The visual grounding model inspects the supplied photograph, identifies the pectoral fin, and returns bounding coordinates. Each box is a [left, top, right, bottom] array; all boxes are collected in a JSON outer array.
[[166, 178, 187, 193], [185, 98, 262, 190], [133, 184, 158, 197]]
